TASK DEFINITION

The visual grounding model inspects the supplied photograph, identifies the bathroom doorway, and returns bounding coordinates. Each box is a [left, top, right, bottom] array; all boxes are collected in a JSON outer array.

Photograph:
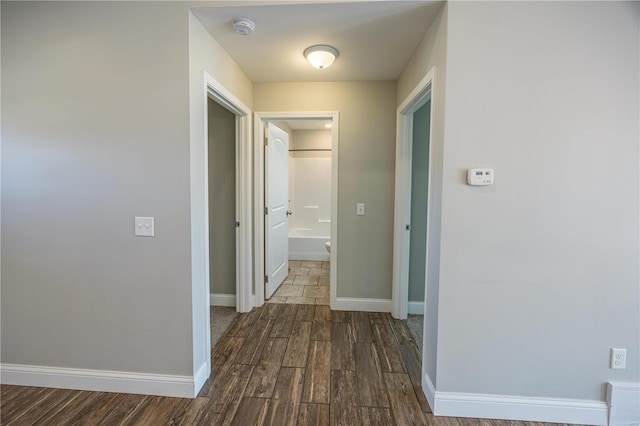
[[272, 119, 332, 304], [254, 112, 339, 308]]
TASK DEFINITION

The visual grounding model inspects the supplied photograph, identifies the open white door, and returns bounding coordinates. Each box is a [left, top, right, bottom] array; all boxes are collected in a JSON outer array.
[[265, 122, 289, 298]]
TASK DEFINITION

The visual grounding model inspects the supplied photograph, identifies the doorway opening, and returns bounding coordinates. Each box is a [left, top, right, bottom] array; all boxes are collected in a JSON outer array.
[[392, 67, 437, 408], [206, 98, 240, 351], [193, 72, 252, 386], [254, 112, 339, 308]]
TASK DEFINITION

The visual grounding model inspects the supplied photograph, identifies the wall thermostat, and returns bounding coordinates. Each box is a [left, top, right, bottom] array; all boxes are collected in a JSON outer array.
[[467, 168, 494, 186]]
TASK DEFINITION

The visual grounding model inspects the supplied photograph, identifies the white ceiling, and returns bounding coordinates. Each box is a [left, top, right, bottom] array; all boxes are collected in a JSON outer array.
[[192, 1, 444, 82]]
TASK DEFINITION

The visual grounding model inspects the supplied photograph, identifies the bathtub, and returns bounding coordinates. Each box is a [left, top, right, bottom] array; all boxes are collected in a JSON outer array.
[[289, 229, 330, 261]]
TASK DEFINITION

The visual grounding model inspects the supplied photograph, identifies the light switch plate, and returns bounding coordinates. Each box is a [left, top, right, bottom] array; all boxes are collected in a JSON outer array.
[[135, 217, 154, 237], [356, 203, 365, 216]]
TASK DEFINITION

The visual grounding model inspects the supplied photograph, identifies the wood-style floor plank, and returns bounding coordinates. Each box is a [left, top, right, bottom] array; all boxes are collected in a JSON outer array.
[[207, 363, 254, 415], [330, 369, 362, 426], [5, 388, 83, 426], [369, 312, 389, 324], [282, 321, 312, 368], [212, 336, 245, 370], [176, 397, 211, 425], [361, 406, 397, 426], [351, 311, 374, 342], [270, 367, 305, 425], [302, 340, 331, 404], [331, 310, 351, 323], [311, 305, 331, 341], [95, 393, 151, 425], [263, 399, 298, 426], [399, 343, 423, 386], [389, 317, 416, 346], [0, 302, 572, 426], [372, 323, 407, 373], [273, 367, 305, 403], [297, 403, 330, 426], [330, 322, 355, 370], [235, 318, 274, 365], [270, 304, 299, 338], [44, 391, 108, 425], [230, 397, 269, 426], [0, 386, 49, 423], [295, 304, 316, 322], [226, 307, 261, 337], [245, 337, 289, 398], [354, 342, 390, 408], [384, 372, 428, 426], [259, 302, 283, 320], [124, 395, 184, 425]]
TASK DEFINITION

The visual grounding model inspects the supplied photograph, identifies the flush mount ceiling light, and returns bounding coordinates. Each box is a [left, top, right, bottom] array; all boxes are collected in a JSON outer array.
[[232, 18, 255, 36], [304, 45, 339, 70]]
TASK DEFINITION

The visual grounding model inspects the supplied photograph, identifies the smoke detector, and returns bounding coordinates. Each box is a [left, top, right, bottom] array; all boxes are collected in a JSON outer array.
[[232, 18, 255, 36]]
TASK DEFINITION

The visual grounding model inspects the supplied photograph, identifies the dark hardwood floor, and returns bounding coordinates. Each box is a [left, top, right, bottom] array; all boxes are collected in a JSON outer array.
[[2, 304, 569, 425]]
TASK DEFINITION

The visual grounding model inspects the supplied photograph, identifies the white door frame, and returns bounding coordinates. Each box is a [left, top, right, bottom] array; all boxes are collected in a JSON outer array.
[[392, 67, 436, 320], [203, 72, 253, 318], [254, 111, 339, 307]]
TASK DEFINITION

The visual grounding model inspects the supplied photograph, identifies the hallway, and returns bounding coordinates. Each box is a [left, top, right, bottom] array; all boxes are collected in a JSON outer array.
[[1, 305, 580, 425]]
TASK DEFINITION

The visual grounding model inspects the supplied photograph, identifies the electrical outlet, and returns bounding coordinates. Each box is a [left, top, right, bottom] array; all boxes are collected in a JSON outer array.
[[611, 348, 626, 369]]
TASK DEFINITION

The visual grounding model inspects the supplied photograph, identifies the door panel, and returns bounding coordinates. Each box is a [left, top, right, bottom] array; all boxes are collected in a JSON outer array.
[[265, 122, 289, 298]]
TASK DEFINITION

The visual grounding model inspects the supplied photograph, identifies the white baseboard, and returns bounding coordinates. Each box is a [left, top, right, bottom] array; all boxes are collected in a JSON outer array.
[[289, 253, 330, 261], [193, 362, 209, 396], [607, 382, 640, 425], [408, 301, 424, 315], [423, 373, 436, 411], [432, 389, 608, 425], [0, 363, 199, 398], [210, 293, 236, 307], [332, 297, 391, 312]]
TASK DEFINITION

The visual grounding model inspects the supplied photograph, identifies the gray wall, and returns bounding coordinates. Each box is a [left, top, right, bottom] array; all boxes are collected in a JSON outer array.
[[437, 1, 639, 400], [398, 2, 448, 386], [254, 82, 397, 299], [408, 100, 431, 303], [1, 1, 193, 375], [208, 99, 236, 296]]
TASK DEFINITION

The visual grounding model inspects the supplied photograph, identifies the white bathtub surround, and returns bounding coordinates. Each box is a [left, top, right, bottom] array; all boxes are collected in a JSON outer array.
[[289, 232, 330, 261], [288, 157, 331, 236], [288, 129, 332, 261]]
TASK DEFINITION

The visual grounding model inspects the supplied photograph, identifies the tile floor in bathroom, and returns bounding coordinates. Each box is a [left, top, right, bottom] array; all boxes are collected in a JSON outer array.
[[266, 260, 330, 305]]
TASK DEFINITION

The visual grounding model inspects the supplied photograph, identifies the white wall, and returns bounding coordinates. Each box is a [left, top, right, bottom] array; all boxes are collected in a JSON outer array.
[[1, 2, 193, 376], [437, 1, 639, 401], [254, 82, 397, 300]]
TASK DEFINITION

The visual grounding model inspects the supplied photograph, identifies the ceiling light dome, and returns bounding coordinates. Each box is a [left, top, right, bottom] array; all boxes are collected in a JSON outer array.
[[304, 45, 338, 69]]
